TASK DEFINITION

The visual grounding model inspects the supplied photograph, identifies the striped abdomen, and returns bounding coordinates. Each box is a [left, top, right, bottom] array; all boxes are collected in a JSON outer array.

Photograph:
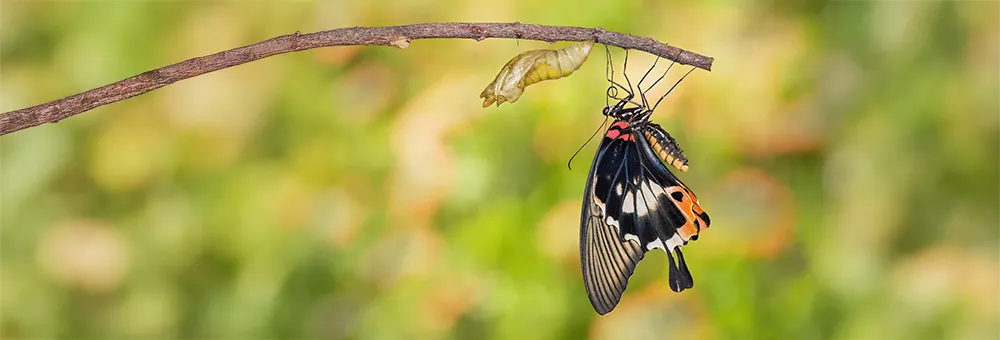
[[642, 123, 690, 172]]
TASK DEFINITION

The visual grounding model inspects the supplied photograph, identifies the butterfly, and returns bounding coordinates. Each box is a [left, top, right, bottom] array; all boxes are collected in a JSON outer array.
[[576, 48, 710, 315]]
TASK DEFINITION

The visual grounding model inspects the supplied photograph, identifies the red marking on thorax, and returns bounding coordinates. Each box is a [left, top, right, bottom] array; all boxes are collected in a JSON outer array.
[[605, 121, 634, 141]]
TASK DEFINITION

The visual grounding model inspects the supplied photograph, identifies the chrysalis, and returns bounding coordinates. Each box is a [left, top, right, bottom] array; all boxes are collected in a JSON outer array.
[[480, 41, 595, 107]]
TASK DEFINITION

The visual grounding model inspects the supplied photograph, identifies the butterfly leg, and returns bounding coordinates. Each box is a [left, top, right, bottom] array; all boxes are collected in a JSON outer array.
[[651, 66, 697, 112], [603, 46, 643, 108], [636, 56, 660, 109], [640, 49, 681, 112]]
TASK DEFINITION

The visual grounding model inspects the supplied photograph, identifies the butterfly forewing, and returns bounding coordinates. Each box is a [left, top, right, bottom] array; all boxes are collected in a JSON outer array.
[[580, 132, 645, 315]]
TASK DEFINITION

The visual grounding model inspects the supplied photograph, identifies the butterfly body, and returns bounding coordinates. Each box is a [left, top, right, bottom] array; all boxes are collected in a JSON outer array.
[[579, 99, 710, 315]]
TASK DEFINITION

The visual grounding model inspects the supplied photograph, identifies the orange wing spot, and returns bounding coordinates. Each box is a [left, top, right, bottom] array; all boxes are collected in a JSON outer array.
[[679, 183, 699, 202], [678, 220, 699, 240], [679, 185, 709, 231], [666, 186, 700, 241], [691, 204, 709, 231], [691, 202, 705, 216]]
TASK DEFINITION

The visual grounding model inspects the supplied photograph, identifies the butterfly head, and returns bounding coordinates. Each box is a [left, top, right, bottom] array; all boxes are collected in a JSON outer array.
[[603, 99, 652, 126]]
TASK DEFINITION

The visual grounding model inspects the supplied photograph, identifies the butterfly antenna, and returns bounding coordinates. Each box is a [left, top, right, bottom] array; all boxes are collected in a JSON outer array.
[[652, 66, 697, 112], [568, 116, 610, 170]]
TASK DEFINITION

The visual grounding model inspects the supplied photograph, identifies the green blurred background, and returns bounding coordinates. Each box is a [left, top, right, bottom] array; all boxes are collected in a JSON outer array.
[[2, 1, 997, 339]]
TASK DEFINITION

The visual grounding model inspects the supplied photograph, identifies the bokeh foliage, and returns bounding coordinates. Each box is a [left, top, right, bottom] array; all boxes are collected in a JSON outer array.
[[2, 1, 997, 339]]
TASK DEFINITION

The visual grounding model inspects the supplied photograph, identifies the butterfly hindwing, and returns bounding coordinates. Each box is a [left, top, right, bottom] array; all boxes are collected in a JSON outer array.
[[636, 124, 711, 246]]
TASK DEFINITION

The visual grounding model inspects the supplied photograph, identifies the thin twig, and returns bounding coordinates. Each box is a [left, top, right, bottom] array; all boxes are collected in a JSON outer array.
[[0, 22, 713, 136]]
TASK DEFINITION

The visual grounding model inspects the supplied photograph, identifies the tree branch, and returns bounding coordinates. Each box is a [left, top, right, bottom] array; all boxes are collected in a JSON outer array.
[[0, 22, 713, 136]]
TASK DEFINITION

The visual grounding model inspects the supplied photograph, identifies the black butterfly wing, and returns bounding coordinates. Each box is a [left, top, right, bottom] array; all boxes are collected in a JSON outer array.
[[580, 134, 646, 315], [580, 122, 711, 314]]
